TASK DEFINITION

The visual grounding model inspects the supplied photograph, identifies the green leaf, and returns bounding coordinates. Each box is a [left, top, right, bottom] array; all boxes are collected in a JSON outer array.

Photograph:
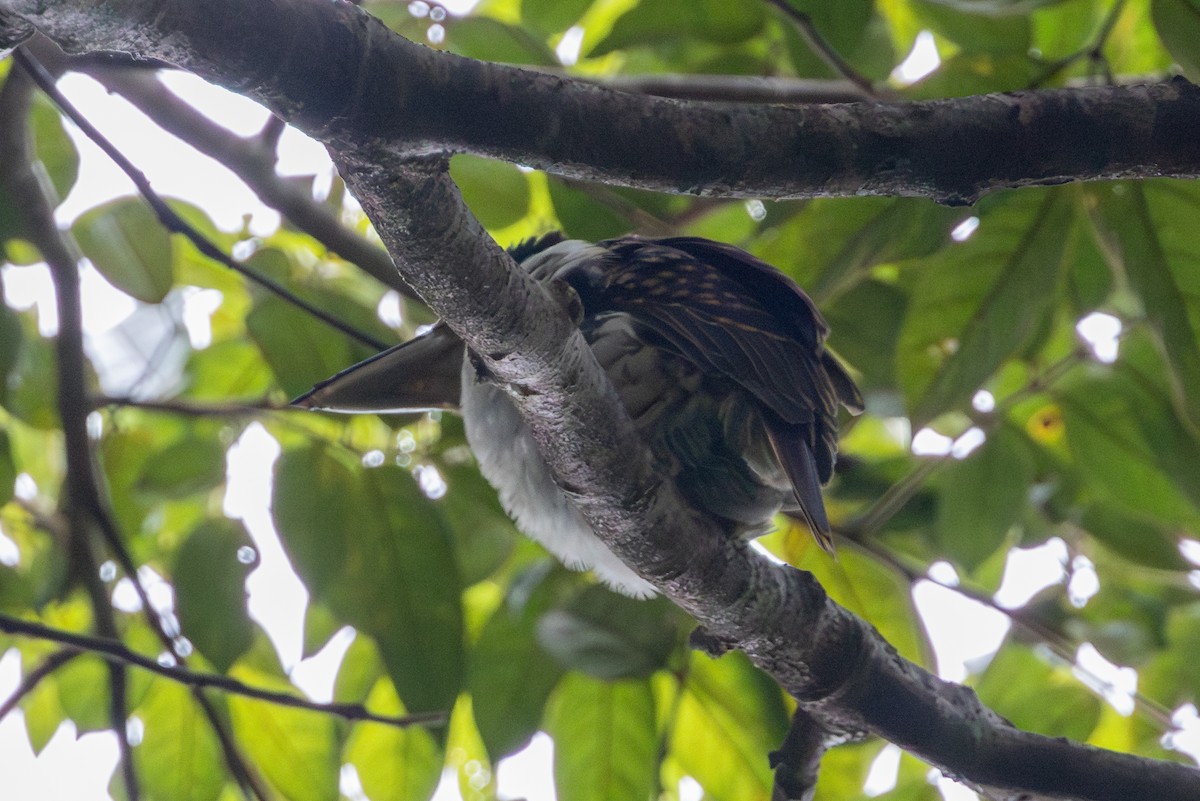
[[544, 673, 657, 801], [936, 425, 1035, 571], [437, 463, 517, 586], [913, 0, 1033, 53], [246, 294, 356, 400], [536, 587, 680, 679], [1152, 0, 1200, 81], [667, 652, 786, 801], [546, 178, 632, 243], [0, 428, 15, 505], [1089, 182, 1200, 428], [445, 16, 558, 64], [173, 519, 257, 672], [1141, 603, 1200, 706], [469, 598, 564, 758], [30, 96, 80, 201], [229, 666, 340, 801], [135, 436, 228, 499], [449, 155, 532, 231], [975, 643, 1101, 741], [591, 0, 765, 55], [901, 191, 1072, 425], [5, 330, 60, 430], [73, 197, 173, 303], [1082, 503, 1190, 571], [344, 678, 444, 801], [0, 296, 22, 406], [808, 199, 963, 303], [823, 279, 907, 389], [55, 655, 111, 733], [136, 678, 225, 801], [522, 0, 595, 34], [182, 339, 274, 401], [21, 670, 65, 755], [1059, 365, 1200, 528], [273, 445, 465, 712]]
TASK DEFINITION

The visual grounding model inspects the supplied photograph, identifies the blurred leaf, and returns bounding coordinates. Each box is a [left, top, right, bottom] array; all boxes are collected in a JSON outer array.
[[73, 197, 173, 303], [20, 668, 65, 754], [0, 96, 79, 250], [1082, 503, 1190, 571], [810, 740, 885, 801], [779, 0, 876, 79], [5, 329, 59, 430], [273, 445, 465, 712], [449, 155, 532, 231], [135, 435, 227, 499], [438, 463, 517, 586], [591, 0, 765, 55], [0, 297, 21, 405], [246, 294, 356, 399], [29, 96, 80, 201], [445, 16, 558, 64], [901, 191, 1072, 425], [173, 519, 257, 672], [469, 595, 565, 758], [1089, 183, 1200, 428], [182, 339, 274, 401], [1059, 366, 1200, 528], [522, 0, 594, 34], [1141, 603, 1200, 706], [937, 426, 1035, 570], [544, 673, 657, 801], [547, 178, 632, 242], [908, 52, 1041, 98], [668, 652, 787, 801], [1152, 0, 1200, 81], [808, 199, 963, 303], [975, 643, 1101, 741], [55, 655, 111, 734], [536, 586, 680, 679], [912, 0, 1033, 52], [136, 678, 225, 801], [0, 428, 15, 505], [229, 665, 340, 801], [823, 279, 907, 389], [345, 678, 443, 801]]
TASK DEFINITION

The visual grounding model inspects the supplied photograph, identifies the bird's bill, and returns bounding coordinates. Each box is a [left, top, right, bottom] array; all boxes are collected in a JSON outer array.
[[292, 323, 465, 413]]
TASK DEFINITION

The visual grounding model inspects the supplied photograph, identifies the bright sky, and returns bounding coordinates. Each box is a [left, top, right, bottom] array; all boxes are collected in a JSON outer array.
[[2, 24, 1198, 801]]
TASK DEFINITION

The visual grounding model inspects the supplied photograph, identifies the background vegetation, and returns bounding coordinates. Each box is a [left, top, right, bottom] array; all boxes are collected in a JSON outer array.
[[2, 1, 1200, 800]]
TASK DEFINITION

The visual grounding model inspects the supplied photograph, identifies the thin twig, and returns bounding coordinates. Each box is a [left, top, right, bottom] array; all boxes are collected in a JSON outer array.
[[94, 395, 285, 416], [0, 650, 81, 720], [0, 62, 142, 801], [13, 49, 390, 352], [10, 49, 269, 801], [0, 614, 448, 730], [1029, 0, 1126, 89], [763, 0, 881, 99], [77, 59, 414, 299]]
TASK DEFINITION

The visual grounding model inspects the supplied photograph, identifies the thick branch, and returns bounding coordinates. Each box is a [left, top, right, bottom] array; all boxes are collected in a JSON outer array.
[[3, 0, 1197, 205]]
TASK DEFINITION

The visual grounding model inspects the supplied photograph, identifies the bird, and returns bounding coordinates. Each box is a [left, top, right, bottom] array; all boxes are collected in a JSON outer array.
[[294, 233, 863, 597]]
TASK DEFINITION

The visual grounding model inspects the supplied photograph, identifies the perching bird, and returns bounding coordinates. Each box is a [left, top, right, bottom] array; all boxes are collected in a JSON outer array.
[[294, 234, 862, 597]]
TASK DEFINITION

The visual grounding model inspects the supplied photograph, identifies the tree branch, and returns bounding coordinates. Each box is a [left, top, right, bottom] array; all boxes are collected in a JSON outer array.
[[5, 3, 1200, 799], [0, 614, 447, 730], [3, 0, 1197, 205]]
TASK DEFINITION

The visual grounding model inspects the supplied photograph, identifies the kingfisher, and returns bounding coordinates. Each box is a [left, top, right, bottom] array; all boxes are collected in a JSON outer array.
[[294, 234, 862, 597]]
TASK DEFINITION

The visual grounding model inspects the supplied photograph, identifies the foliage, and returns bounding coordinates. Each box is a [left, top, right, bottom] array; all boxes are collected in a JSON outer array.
[[2, 1, 1200, 800]]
